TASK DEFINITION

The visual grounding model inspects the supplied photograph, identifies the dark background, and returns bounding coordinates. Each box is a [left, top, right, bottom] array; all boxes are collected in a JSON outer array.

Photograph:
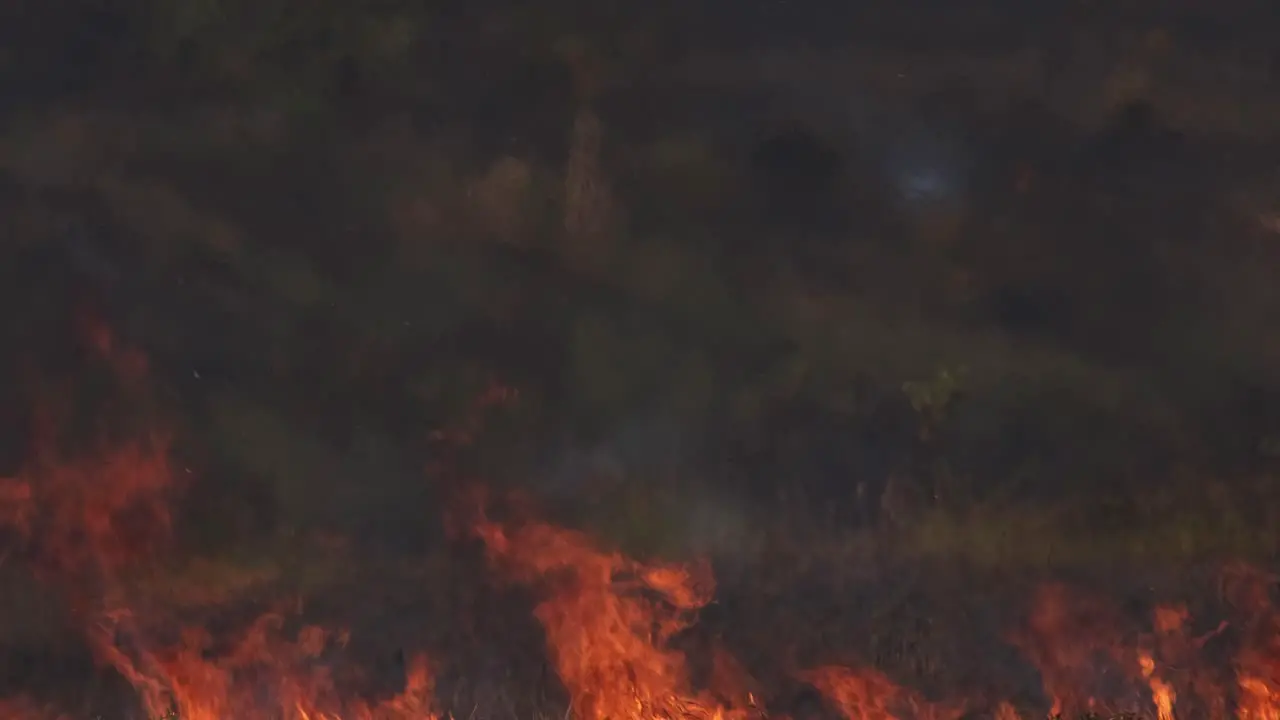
[[5, 2, 1280, 717], [2, 0, 1280, 616]]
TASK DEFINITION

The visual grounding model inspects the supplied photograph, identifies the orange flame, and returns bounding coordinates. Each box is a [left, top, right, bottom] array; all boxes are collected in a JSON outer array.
[[475, 516, 734, 720], [798, 665, 963, 720], [5, 318, 1280, 719], [0, 316, 440, 719]]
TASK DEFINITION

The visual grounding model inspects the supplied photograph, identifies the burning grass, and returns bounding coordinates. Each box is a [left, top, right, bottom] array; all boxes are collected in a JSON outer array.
[[3, 319, 1280, 719]]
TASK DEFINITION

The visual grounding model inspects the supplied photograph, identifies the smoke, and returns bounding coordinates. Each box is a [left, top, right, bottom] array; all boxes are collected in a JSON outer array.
[[533, 414, 755, 567]]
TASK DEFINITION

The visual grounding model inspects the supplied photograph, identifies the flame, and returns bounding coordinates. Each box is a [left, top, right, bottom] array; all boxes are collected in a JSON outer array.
[[1138, 651, 1175, 720], [0, 316, 437, 719], [797, 665, 962, 720], [1233, 565, 1280, 720], [85, 606, 437, 720], [2, 432, 173, 586], [1010, 583, 1136, 718], [472, 511, 977, 720], [6, 318, 1280, 719], [474, 515, 735, 720]]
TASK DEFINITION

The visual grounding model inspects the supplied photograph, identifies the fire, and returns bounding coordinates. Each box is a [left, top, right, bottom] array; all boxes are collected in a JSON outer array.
[[1010, 582, 1144, 718], [472, 511, 978, 720], [0, 315, 437, 719], [1, 432, 173, 588], [86, 607, 436, 720], [474, 515, 732, 720], [3, 315, 1280, 719], [797, 665, 962, 720], [1138, 651, 1175, 720]]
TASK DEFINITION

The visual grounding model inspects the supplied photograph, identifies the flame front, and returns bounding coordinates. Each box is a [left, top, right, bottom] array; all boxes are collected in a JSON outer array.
[[2, 316, 1280, 719]]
